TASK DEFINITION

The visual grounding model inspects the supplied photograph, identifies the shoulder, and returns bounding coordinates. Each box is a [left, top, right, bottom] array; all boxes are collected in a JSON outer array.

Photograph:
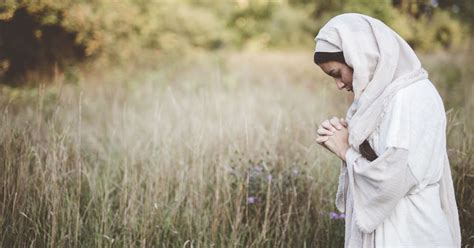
[[390, 79, 445, 115], [393, 79, 443, 104], [387, 79, 447, 128]]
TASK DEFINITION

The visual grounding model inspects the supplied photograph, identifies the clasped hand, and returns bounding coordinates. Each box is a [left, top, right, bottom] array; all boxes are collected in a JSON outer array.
[[315, 117, 350, 161]]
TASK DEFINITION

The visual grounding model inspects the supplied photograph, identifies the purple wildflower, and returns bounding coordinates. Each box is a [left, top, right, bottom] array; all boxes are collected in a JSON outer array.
[[329, 211, 345, 220], [329, 212, 339, 220], [267, 175, 273, 181], [247, 196, 259, 204], [254, 165, 263, 172]]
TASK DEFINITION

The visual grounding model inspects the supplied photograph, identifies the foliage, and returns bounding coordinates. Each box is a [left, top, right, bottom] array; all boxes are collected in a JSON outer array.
[[227, 1, 314, 49], [437, 0, 474, 32], [0, 0, 470, 84], [0, 0, 229, 84], [309, 0, 467, 51], [391, 10, 465, 51]]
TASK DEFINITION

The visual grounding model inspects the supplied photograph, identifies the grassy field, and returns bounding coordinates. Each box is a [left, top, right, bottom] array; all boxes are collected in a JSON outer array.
[[0, 50, 473, 247]]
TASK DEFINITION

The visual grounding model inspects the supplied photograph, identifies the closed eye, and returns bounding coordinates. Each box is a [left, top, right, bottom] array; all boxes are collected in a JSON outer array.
[[329, 69, 341, 78]]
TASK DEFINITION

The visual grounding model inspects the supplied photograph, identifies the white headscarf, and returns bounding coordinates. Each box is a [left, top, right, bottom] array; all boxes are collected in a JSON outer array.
[[314, 13, 428, 149]]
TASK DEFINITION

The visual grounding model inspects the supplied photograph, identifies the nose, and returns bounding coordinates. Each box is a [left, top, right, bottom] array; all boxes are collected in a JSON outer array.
[[335, 80, 345, 90]]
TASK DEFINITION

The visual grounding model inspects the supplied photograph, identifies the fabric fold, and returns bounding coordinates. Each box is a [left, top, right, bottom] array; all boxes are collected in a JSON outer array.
[[439, 152, 462, 246], [345, 147, 417, 233]]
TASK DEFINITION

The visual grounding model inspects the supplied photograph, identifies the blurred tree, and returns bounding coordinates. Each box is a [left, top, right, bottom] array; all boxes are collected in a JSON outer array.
[[312, 0, 345, 18], [392, 0, 435, 18], [440, 0, 474, 32], [0, 0, 470, 85], [392, 0, 474, 32], [0, 7, 86, 85]]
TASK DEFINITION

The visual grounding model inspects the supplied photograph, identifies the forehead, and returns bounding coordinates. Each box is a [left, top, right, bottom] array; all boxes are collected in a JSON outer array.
[[318, 61, 344, 72]]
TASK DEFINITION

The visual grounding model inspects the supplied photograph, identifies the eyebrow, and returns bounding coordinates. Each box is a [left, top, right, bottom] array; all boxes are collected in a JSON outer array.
[[328, 69, 338, 77]]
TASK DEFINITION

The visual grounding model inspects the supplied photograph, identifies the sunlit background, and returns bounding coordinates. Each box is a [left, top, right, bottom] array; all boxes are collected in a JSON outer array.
[[0, 0, 473, 247]]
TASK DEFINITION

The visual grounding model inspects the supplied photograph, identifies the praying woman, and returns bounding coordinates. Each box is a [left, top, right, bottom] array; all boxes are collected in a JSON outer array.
[[314, 13, 461, 247]]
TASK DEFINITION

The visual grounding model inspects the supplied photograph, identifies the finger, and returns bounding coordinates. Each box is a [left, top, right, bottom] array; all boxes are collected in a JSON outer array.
[[340, 118, 348, 127], [315, 136, 329, 144], [330, 117, 343, 130], [318, 124, 334, 134], [317, 128, 334, 136], [321, 120, 336, 132]]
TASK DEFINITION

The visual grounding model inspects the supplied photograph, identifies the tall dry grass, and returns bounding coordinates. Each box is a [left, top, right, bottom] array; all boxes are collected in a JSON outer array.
[[0, 51, 472, 247]]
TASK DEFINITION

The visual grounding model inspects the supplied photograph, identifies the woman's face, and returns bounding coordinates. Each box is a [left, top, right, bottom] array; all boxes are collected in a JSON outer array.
[[318, 61, 354, 92]]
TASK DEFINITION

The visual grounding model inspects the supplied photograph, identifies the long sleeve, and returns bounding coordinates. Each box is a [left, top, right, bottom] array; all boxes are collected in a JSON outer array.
[[335, 139, 378, 213], [344, 146, 418, 233]]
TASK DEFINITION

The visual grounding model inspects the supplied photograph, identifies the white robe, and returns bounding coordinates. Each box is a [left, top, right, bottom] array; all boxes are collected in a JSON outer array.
[[337, 79, 458, 247]]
